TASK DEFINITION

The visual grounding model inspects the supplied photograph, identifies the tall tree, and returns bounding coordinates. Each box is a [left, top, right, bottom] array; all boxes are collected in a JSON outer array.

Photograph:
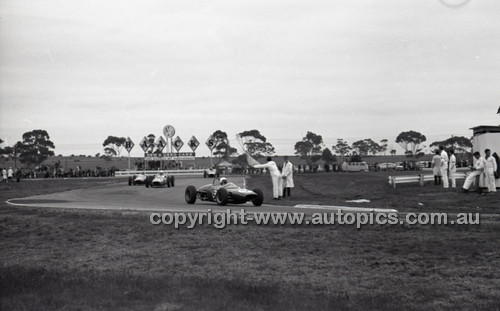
[[380, 139, 388, 155], [1, 142, 22, 168], [16, 130, 55, 168], [146, 134, 156, 153], [366, 139, 383, 155], [332, 139, 352, 159], [430, 136, 472, 153], [237, 129, 275, 158], [395, 130, 426, 157], [103, 136, 127, 157], [351, 140, 370, 156], [212, 130, 237, 160], [294, 131, 323, 163], [351, 139, 382, 156], [321, 148, 337, 163]]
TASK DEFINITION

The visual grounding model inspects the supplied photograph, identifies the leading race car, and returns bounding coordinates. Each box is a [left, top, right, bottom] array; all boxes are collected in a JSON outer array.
[[185, 177, 263, 206], [128, 172, 175, 188], [203, 167, 219, 178]]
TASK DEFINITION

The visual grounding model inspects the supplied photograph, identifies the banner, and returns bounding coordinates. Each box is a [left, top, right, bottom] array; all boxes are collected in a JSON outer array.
[[144, 152, 195, 161]]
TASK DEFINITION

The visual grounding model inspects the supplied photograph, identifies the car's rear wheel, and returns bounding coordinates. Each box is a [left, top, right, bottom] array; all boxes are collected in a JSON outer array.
[[252, 188, 264, 206], [166, 177, 171, 188], [128, 177, 133, 186], [204, 171, 207, 178], [185, 186, 197, 204], [170, 175, 175, 187], [145, 182, 149, 188], [216, 188, 228, 206]]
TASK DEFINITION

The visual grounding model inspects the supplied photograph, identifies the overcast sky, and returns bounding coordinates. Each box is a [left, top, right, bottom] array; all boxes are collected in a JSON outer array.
[[1, 0, 499, 157]]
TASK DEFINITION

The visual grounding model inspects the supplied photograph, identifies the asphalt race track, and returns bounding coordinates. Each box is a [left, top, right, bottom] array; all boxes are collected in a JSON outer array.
[[6, 176, 397, 214]]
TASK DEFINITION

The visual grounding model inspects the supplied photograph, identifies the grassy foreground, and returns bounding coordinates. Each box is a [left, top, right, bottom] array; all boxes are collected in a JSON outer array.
[[1, 175, 499, 310]]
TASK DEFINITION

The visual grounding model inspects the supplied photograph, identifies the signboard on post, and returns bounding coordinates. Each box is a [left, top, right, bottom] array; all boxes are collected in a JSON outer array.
[[172, 136, 184, 152], [139, 137, 149, 152], [125, 137, 135, 170], [188, 136, 200, 152], [156, 136, 167, 152], [125, 137, 134, 153], [205, 135, 216, 151], [163, 125, 176, 138]]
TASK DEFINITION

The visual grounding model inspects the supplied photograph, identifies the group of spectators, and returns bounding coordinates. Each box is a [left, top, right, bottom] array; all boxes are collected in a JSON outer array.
[[1, 167, 19, 182], [431, 145, 499, 194], [7, 165, 118, 179], [459, 148, 499, 194]]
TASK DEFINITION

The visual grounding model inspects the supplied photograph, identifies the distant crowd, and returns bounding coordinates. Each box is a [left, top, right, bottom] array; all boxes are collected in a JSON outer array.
[[0, 165, 117, 180]]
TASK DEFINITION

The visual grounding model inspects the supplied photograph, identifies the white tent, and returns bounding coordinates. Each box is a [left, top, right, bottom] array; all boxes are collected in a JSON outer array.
[[216, 161, 234, 168]]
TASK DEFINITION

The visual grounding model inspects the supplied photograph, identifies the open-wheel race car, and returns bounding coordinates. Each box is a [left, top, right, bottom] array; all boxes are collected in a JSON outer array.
[[128, 172, 175, 188], [203, 167, 219, 178], [185, 177, 263, 206]]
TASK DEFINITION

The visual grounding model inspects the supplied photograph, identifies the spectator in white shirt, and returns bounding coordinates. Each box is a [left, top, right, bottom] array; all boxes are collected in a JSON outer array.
[[460, 152, 485, 192], [439, 145, 449, 188], [449, 149, 457, 188], [483, 149, 497, 194]]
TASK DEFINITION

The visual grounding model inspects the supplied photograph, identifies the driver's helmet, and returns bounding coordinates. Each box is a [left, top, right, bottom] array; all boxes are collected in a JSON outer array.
[[220, 177, 228, 185]]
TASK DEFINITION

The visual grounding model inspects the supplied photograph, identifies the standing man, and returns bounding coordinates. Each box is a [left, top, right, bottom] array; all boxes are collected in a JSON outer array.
[[7, 167, 14, 183], [484, 149, 497, 194], [432, 150, 442, 186], [449, 149, 457, 188], [281, 156, 294, 198], [460, 152, 485, 192], [252, 157, 283, 200], [439, 145, 449, 188]]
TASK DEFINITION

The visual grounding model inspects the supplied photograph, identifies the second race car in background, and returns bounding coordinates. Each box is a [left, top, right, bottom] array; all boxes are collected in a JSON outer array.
[[128, 172, 175, 188]]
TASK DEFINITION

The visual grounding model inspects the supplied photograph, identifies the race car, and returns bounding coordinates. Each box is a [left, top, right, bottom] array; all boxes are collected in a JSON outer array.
[[203, 167, 219, 178], [128, 172, 175, 188], [185, 177, 263, 206], [128, 173, 150, 186], [147, 173, 175, 188]]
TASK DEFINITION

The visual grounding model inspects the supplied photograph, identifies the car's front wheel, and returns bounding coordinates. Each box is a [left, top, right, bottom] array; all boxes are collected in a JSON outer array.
[[170, 175, 175, 187], [216, 188, 228, 206], [252, 188, 264, 206], [185, 186, 197, 204]]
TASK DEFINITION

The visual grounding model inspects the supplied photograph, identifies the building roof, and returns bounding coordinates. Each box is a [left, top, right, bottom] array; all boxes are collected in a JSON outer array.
[[470, 125, 500, 135]]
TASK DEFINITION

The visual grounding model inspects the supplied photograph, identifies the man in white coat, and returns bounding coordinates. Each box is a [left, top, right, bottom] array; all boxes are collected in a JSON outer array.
[[439, 145, 449, 188], [484, 149, 497, 194], [252, 157, 283, 200], [460, 152, 485, 192], [449, 149, 457, 188], [281, 156, 294, 198]]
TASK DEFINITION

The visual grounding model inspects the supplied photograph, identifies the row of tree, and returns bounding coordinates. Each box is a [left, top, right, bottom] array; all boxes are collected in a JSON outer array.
[[292, 130, 472, 164], [97, 130, 475, 166], [0, 129, 473, 169]]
